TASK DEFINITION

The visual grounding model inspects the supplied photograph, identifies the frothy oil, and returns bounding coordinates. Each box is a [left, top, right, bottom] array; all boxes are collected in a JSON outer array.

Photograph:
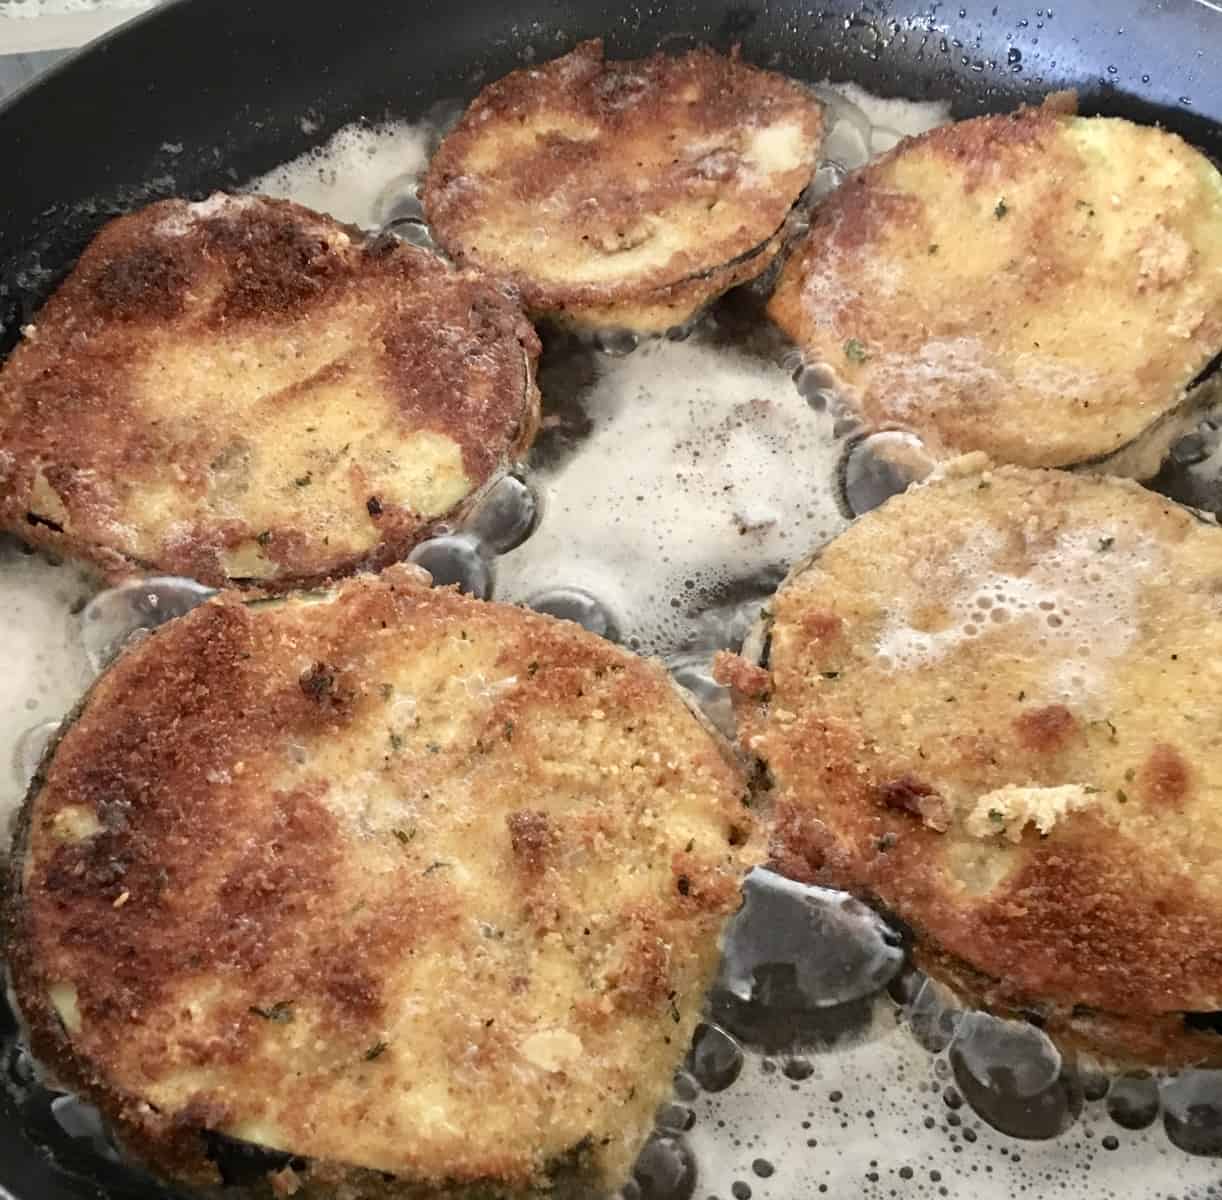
[[495, 335, 848, 659], [248, 121, 434, 229]]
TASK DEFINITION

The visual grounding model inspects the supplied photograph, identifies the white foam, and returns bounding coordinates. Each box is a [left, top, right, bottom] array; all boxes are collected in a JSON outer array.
[[246, 121, 432, 230], [828, 80, 952, 145], [872, 337, 1103, 420], [875, 522, 1159, 705], [495, 338, 848, 658], [0, 0, 151, 15], [0, 545, 96, 841], [688, 1025, 1220, 1200]]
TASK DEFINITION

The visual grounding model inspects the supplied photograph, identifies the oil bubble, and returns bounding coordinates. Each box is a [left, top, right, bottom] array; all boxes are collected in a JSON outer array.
[[1106, 1071, 1159, 1130], [687, 1023, 744, 1094], [710, 870, 904, 1051], [839, 431, 935, 517], [12, 720, 59, 790], [527, 587, 619, 640], [80, 577, 215, 673], [632, 1134, 697, 1200], [463, 473, 540, 555], [947, 1012, 1083, 1140], [1162, 1069, 1222, 1156], [407, 534, 493, 598]]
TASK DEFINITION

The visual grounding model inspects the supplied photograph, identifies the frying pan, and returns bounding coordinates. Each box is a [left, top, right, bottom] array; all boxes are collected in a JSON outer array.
[[0, 0, 1219, 1196]]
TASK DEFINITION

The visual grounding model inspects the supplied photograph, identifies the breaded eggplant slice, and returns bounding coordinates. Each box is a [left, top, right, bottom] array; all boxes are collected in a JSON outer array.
[[768, 99, 1222, 474], [7, 564, 753, 1197], [0, 194, 540, 590], [422, 39, 823, 334], [720, 458, 1222, 1066]]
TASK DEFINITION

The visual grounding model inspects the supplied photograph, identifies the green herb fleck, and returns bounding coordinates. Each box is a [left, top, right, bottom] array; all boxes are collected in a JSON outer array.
[[388, 730, 404, 752], [380, 682, 394, 700], [504, 720, 515, 741], [249, 1000, 294, 1023], [1097, 536, 1114, 552], [1124, 767, 1136, 783], [988, 809, 1005, 824], [928, 243, 939, 255], [821, 670, 841, 681], [843, 338, 869, 364], [1116, 788, 1128, 804], [255, 530, 272, 547], [685, 838, 695, 853], [527, 661, 540, 677], [994, 198, 1009, 219], [393, 826, 416, 846], [425, 741, 441, 754], [364, 1040, 388, 1061], [294, 472, 313, 488], [423, 860, 450, 876]]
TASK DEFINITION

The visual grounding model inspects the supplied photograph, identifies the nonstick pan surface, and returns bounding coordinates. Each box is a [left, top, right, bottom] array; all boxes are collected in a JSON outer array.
[[0, 1, 1220, 1197]]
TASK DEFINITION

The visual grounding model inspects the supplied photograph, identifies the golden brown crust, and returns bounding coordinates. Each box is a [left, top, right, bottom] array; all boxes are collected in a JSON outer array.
[[423, 40, 823, 332], [0, 195, 541, 589], [768, 102, 1222, 471], [7, 566, 752, 1194], [733, 463, 1222, 1066]]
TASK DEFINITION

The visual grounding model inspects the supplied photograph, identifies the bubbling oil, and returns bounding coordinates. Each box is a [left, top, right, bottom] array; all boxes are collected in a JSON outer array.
[[4, 72, 1222, 1200]]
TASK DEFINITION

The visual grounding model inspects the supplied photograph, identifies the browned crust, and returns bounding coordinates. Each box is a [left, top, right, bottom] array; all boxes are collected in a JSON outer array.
[[0, 195, 541, 590], [725, 465, 1222, 1066], [6, 566, 753, 1191], [422, 39, 822, 328], [767, 98, 1222, 471]]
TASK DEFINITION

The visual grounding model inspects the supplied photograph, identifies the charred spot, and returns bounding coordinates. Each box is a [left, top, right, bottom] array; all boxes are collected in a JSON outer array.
[[874, 774, 935, 811], [298, 662, 349, 711], [91, 244, 190, 320], [366, 495, 383, 517], [207, 212, 344, 321], [506, 809, 552, 872], [1013, 704, 1078, 753], [1139, 742, 1190, 808], [43, 832, 133, 899], [24, 510, 64, 533], [873, 775, 950, 833]]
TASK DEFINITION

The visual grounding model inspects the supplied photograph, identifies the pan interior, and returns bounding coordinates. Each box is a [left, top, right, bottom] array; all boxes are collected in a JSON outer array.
[[2, 7, 1222, 1199]]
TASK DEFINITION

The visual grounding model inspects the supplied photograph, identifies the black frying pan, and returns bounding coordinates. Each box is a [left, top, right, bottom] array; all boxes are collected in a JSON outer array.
[[1, 1, 1220, 1196]]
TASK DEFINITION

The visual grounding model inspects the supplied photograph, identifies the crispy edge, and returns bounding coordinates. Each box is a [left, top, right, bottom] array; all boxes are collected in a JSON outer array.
[[0, 197, 543, 591]]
